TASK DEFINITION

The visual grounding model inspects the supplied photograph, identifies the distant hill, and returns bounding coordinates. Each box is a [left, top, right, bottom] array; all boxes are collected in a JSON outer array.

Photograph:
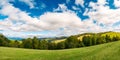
[[8, 37, 23, 40], [6, 31, 120, 42], [53, 31, 120, 43], [7, 36, 68, 41]]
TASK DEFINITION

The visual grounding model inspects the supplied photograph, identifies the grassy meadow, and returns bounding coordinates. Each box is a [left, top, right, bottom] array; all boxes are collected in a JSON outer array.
[[0, 41, 120, 60]]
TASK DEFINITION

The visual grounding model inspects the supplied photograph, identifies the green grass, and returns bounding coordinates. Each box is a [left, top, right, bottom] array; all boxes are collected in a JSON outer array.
[[1, 41, 120, 60], [52, 39, 66, 43]]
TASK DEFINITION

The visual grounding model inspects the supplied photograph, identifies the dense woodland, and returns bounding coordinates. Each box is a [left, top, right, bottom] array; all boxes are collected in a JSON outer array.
[[0, 32, 120, 50]]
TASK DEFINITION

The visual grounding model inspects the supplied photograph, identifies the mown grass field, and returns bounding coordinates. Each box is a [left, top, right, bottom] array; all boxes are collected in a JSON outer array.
[[0, 41, 120, 60]]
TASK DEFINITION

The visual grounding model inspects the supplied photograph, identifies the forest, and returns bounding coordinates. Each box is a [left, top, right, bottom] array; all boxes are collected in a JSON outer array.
[[0, 32, 120, 50]]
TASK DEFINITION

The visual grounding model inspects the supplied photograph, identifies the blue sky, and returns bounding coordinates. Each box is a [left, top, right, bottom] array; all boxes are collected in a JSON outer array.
[[0, 0, 120, 38]]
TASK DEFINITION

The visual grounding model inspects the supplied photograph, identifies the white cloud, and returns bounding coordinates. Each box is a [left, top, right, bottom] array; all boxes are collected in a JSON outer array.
[[0, 0, 120, 38], [97, 0, 107, 5], [114, 0, 120, 8], [72, 6, 80, 10], [84, 0, 120, 29], [0, 1, 98, 37], [0, 1, 84, 37], [39, 12, 82, 30], [54, 4, 68, 12], [0, 0, 41, 32], [75, 0, 84, 7], [19, 0, 35, 9], [0, 31, 25, 38]]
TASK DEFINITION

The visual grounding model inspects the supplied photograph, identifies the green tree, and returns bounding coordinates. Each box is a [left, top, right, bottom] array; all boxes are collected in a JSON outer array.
[[39, 40, 48, 50], [13, 40, 20, 48], [96, 36, 106, 44], [91, 35, 97, 45], [57, 41, 65, 49], [65, 36, 79, 48], [112, 36, 120, 41], [82, 36, 92, 46], [22, 38, 32, 49], [105, 35, 111, 42], [0, 34, 10, 46], [77, 40, 85, 47], [48, 42, 57, 50], [32, 37, 39, 49]]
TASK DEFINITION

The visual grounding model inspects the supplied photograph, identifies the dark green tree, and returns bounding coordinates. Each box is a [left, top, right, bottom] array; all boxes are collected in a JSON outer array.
[[13, 40, 20, 48], [96, 36, 106, 44], [32, 37, 39, 49], [65, 36, 79, 48], [22, 38, 32, 49], [77, 40, 85, 47], [0, 34, 10, 46], [105, 35, 111, 42], [91, 35, 97, 45], [112, 36, 120, 41], [82, 36, 92, 46], [57, 41, 65, 49], [39, 40, 48, 50], [48, 42, 57, 50]]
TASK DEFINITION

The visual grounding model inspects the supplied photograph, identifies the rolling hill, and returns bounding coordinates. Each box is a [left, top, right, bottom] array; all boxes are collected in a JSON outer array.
[[53, 31, 120, 43], [0, 41, 120, 60]]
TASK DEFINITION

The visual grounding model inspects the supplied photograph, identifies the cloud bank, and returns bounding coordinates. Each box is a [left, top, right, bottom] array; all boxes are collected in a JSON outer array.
[[0, 0, 120, 38]]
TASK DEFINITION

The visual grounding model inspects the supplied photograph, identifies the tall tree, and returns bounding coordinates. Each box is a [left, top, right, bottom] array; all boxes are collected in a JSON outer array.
[[91, 35, 97, 45], [0, 34, 10, 46], [22, 38, 32, 49], [32, 37, 39, 49], [39, 40, 48, 50], [14, 40, 20, 48], [57, 41, 65, 49], [96, 36, 106, 44], [112, 36, 120, 41], [82, 36, 91, 46], [105, 35, 111, 42], [48, 42, 57, 50], [77, 40, 85, 47], [65, 36, 79, 48]]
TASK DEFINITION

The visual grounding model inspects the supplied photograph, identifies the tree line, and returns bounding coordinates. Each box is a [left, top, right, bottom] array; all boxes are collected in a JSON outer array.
[[0, 34, 120, 50]]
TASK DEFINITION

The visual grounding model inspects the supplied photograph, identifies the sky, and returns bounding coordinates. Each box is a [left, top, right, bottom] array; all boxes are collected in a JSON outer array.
[[0, 0, 120, 38]]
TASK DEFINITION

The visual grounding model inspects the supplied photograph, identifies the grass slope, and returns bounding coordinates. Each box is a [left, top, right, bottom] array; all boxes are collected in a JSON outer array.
[[0, 41, 120, 60], [52, 39, 65, 43]]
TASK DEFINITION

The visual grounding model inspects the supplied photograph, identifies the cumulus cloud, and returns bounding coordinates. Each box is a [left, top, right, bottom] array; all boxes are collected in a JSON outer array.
[[84, 0, 120, 31], [75, 0, 84, 7], [0, 1, 83, 37], [0, 0, 120, 38], [114, 0, 120, 8], [39, 12, 82, 30], [0, 0, 44, 32], [72, 6, 80, 10], [54, 4, 68, 12]]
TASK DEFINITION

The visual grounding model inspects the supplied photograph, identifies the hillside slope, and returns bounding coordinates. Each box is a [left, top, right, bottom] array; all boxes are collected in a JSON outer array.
[[0, 41, 120, 60], [53, 31, 120, 43]]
